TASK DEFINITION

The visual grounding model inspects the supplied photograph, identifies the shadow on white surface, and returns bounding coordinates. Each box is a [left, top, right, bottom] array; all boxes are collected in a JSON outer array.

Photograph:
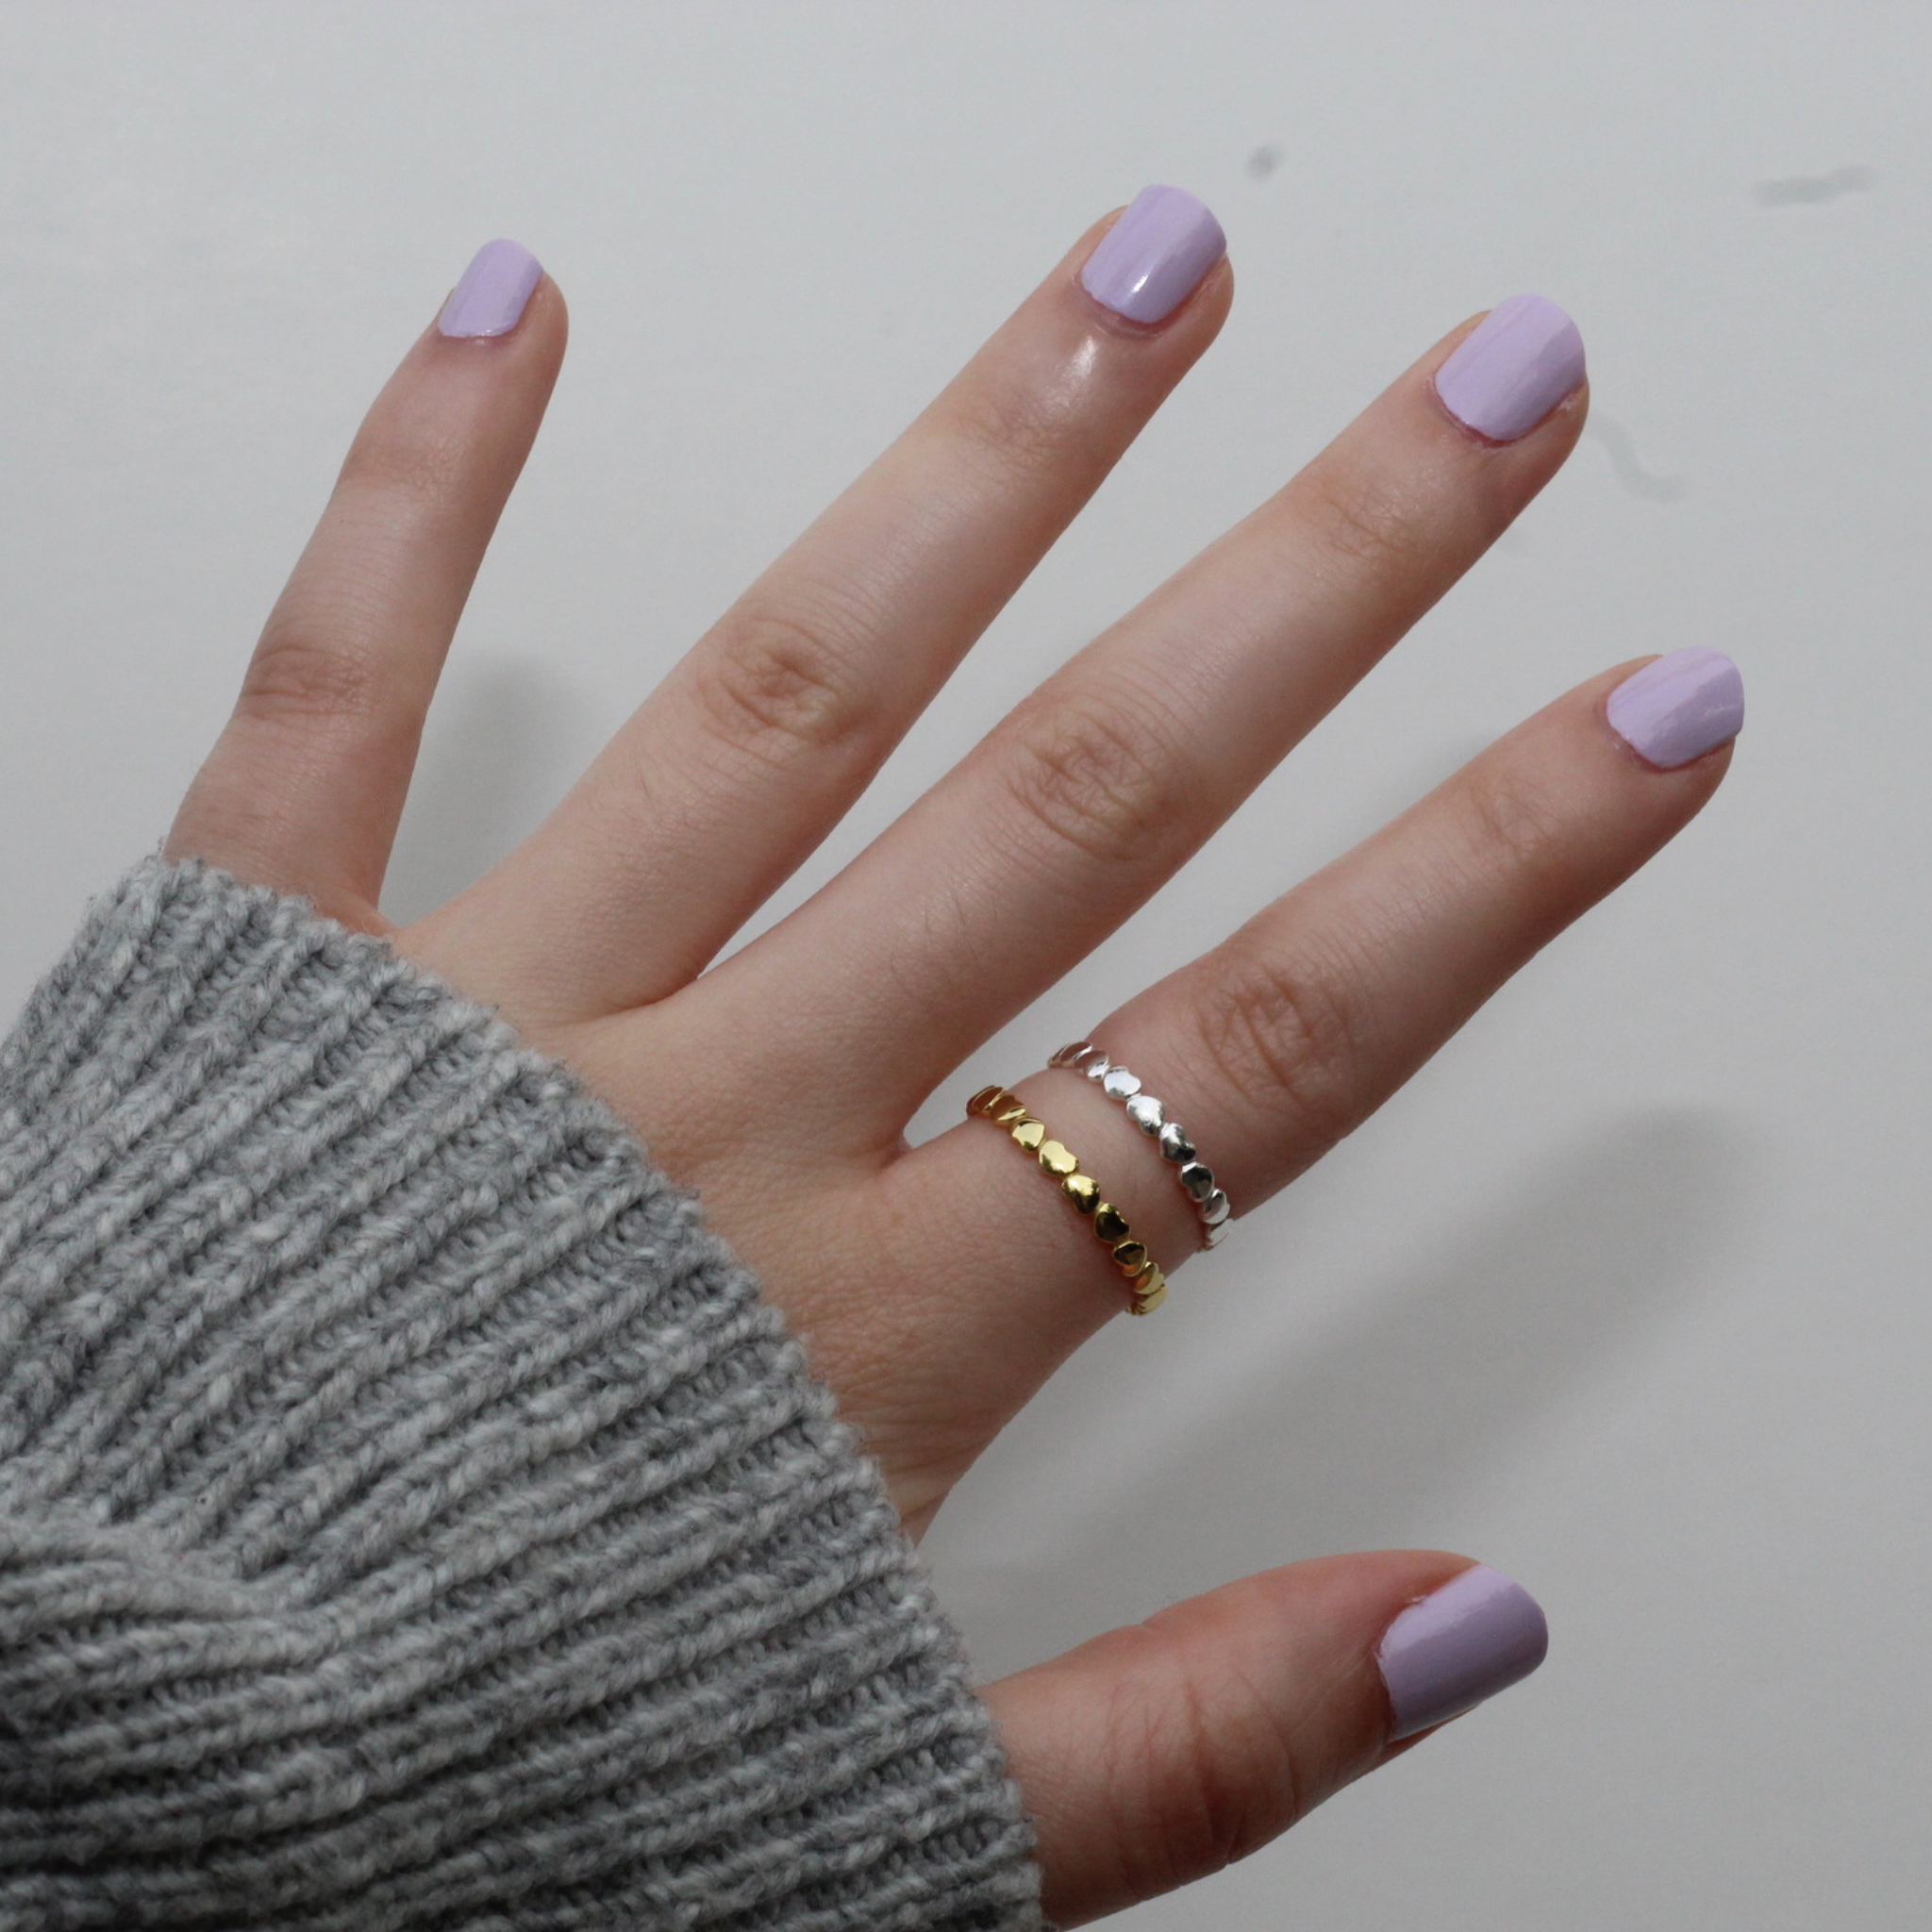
[[935, 1108, 1757, 1678], [380, 656, 588, 925]]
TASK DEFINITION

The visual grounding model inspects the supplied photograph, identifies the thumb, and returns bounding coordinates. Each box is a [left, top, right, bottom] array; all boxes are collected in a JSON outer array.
[[978, 1552, 1548, 1925]]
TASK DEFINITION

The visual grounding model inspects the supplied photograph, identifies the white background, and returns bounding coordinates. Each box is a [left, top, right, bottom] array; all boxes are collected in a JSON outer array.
[[2, 5, 1926, 1925]]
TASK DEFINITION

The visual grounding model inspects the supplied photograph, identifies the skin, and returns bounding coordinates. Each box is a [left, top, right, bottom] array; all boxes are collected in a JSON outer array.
[[166, 208, 1731, 1924]]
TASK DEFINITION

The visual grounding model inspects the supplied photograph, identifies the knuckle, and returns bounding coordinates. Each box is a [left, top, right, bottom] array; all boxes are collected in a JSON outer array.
[[1458, 760, 1570, 879], [335, 424, 467, 505], [1293, 462, 1428, 575], [236, 624, 380, 732], [995, 682, 1191, 874], [694, 601, 876, 774], [1102, 1632, 1291, 1901], [939, 374, 1081, 488], [1192, 945, 1364, 1158]]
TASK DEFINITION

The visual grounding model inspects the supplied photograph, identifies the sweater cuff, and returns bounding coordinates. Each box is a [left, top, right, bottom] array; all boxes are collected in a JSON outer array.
[[0, 856, 1041, 1931]]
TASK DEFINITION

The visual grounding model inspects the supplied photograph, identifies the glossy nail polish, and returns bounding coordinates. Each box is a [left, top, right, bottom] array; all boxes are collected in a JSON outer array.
[[1377, 1564, 1549, 1740], [1607, 647, 1746, 767], [1433, 293, 1585, 441], [1079, 185, 1226, 325], [438, 240, 543, 340]]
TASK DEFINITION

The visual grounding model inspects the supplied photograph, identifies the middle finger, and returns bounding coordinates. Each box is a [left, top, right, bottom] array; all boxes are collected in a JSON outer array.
[[701, 297, 1588, 1136]]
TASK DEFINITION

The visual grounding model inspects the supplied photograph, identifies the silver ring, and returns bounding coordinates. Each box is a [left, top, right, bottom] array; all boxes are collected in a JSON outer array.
[[1048, 1041, 1232, 1248]]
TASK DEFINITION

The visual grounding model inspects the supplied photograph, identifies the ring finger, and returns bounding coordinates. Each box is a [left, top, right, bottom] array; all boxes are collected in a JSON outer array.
[[411, 190, 1233, 1018]]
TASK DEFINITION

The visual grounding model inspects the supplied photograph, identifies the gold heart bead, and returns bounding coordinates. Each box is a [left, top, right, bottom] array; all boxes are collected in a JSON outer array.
[[1038, 1140, 1078, 1176]]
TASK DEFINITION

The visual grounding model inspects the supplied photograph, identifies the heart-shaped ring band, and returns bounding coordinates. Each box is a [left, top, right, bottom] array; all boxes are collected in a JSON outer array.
[[1048, 1041, 1232, 1250]]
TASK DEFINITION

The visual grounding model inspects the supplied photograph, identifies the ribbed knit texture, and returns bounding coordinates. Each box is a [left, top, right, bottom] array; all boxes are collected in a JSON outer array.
[[0, 857, 1041, 1931]]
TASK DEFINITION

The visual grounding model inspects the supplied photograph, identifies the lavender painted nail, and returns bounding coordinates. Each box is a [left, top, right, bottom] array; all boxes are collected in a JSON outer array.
[[1377, 1565, 1548, 1740], [438, 240, 543, 340], [1079, 185, 1225, 325], [1433, 293, 1585, 441], [1607, 647, 1746, 768]]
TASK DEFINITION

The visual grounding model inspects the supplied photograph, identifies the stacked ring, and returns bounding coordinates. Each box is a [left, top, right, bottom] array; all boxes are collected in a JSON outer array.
[[965, 1085, 1168, 1315], [1049, 1042, 1232, 1248]]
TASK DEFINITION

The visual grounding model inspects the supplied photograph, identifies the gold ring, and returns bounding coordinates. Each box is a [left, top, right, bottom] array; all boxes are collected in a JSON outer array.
[[967, 1085, 1167, 1315]]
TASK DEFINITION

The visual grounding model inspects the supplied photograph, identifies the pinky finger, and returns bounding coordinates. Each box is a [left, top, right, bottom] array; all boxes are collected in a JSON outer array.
[[980, 1553, 1548, 1925], [168, 242, 566, 929]]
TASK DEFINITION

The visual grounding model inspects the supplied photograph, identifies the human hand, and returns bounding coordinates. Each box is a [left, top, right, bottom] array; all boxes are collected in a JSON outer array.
[[166, 196, 1740, 1922]]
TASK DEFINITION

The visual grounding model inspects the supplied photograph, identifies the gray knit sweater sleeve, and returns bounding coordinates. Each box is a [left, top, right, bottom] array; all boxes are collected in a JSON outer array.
[[0, 857, 1041, 1931]]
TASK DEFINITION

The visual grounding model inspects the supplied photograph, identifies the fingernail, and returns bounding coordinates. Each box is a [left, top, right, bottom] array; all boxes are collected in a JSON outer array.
[[1432, 293, 1585, 441], [1079, 185, 1226, 325], [437, 239, 543, 340], [1607, 647, 1746, 768], [1377, 1564, 1549, 1740]]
